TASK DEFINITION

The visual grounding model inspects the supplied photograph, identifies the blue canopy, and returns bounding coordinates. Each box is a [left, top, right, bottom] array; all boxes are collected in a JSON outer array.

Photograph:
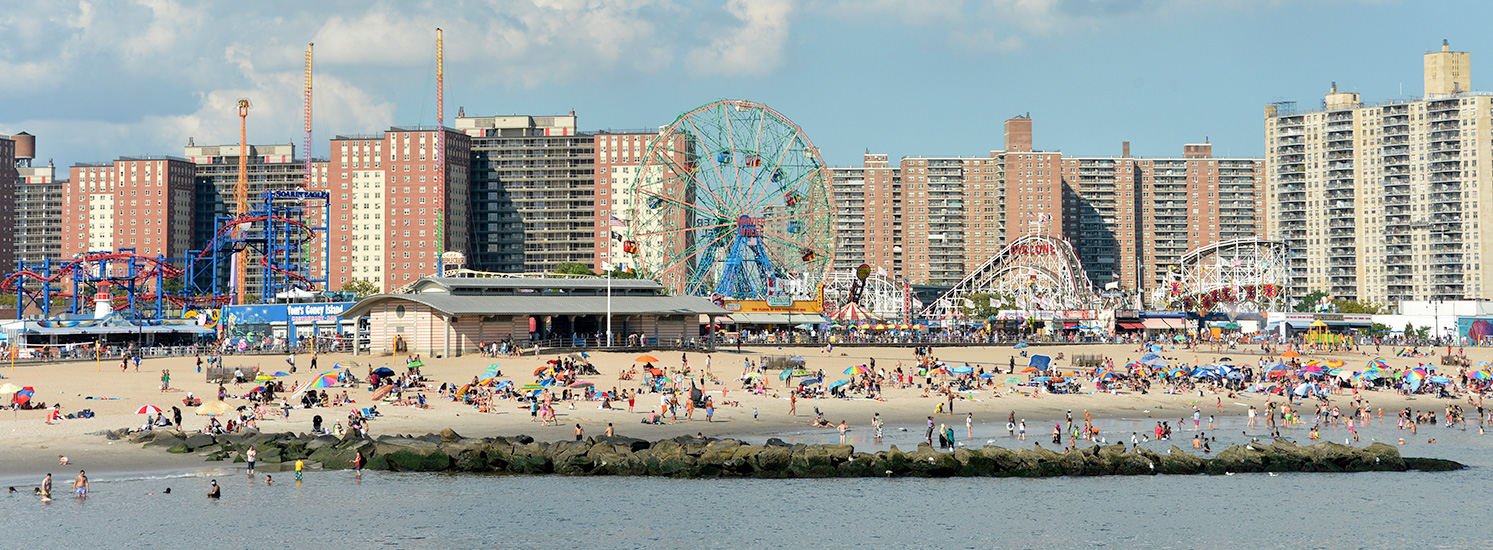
[[1013, 343, 1030, 349], [951, 366, 975, 374], [1028, 355, 1052, 371]]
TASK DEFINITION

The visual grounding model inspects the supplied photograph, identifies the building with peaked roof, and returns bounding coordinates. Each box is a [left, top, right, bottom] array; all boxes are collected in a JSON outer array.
[[339, 275, 725, 356]]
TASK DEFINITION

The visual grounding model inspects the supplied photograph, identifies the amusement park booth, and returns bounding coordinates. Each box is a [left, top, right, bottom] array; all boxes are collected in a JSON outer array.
[[339, 276, 726, 357]]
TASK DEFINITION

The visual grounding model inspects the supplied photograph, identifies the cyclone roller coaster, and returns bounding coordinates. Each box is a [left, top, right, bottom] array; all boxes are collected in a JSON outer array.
[[2, 190, 330, 321]]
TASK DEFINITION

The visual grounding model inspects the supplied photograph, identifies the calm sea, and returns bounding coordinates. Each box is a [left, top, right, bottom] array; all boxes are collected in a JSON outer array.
[[3, 415, 1486, 548]]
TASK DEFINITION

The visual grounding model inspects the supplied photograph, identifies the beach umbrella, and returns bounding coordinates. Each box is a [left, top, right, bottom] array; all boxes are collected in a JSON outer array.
[[1292, 383, 1314, 397], [195, 401, 232, 416], [569, 381, 594, 388], [952, 366, 974, 374], [1280, 349, 1301, 358], [1478, 361, 1492, 370], [520, 383, 545, 392], [1326, 368, 1344, 376], [1217, 357, 1234, 362], [1368, 358, 1389, 370], [1428, 376, 1453, 384], [800, 377, 822, 386], [494, 380, 512, 390], [1013, 343, 1030, 349], [272, 371, 289, 377], [1005, 377, 1022, 384], [310, 372, 339, 388], [1301, 365, 1324, 374], [1021, 366, 1039, 373], [371, 385, 395, 400], [1141, 353, 1161, 361], [1149, 345, 1163, 352], [373, 367, 396, 376], [1142, 357, 1170, 367], [635, 355, 660, 363], [913, 324, 926, 330], [844, 365, 870, 375], [828, 379, 850, 391], [1324, 360, 1344, 368], [779, 369, 794, 381], [978, 373, 996, 379], [1033, 376, 1051, 382], [408, 360, 426, 368], [11, 387, 34, 405], [255, 374, 275, 381], [533, 366, 551, 376], [0, 383, 22, 395], [1472, 370, 1493, 380], [334, 361, 360, 370], [135, 405, 162, 415], [789, 356, 805, 362]]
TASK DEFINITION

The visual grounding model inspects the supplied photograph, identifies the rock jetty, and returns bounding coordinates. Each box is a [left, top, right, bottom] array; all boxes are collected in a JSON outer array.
[[102, 428, 1464, 477]]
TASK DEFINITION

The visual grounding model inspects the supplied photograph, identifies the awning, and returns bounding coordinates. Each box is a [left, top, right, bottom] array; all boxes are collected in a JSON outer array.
[[730, 313, 832, 325], [1323, 320, 1371, 327], [1141, 318, 1187, 330], [1117, 322, 1145, 330], [1283, 321, 1312, 329]]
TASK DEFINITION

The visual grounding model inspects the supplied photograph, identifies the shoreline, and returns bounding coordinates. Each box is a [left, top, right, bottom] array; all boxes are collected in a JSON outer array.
[[0, 343, 1480, 479]]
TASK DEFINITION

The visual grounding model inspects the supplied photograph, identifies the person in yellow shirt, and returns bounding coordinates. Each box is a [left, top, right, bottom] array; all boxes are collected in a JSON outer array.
[[295, 459, 305, 481]]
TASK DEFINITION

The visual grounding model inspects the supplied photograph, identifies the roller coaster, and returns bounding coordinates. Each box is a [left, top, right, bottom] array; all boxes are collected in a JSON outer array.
[[3, 190, 330, 321]]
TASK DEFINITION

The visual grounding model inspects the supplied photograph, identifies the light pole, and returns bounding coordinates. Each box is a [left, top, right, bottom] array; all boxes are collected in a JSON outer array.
[[604, 263, 614, 347]]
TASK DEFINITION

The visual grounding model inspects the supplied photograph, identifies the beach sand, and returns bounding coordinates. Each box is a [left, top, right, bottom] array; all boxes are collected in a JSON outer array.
[[0, 341, 1477, 479]]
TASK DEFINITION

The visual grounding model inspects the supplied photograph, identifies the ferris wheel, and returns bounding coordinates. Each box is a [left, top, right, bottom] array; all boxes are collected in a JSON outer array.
[[622, 100, 835, 300]]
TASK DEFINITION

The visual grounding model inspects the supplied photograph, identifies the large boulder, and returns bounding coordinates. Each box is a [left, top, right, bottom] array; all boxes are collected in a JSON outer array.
[[182, 433, 217, 451], [1156, 446, 1204, 475]]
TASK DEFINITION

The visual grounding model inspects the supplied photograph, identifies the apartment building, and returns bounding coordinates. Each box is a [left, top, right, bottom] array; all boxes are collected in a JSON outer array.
[[325, 127, 471, 292], [1265, 41, 1493, 306], [63, 157, 196, 259], [832, 117, 1264, 294], [456, 113, 593, 274], [0, 134, 19, 272], [10, 132, 61, 268], [184, 142, 329, 292]]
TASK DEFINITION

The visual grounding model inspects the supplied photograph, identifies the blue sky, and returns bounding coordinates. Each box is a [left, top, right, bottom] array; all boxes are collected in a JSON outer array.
[[2, 0, 1490, 169]]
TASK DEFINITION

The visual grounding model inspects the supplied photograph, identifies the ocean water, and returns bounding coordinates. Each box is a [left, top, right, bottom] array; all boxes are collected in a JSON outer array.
[[3, 416, 1487, 548]]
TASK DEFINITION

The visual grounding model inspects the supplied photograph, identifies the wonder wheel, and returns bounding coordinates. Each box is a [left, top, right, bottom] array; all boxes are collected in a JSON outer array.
[[622, 100, 834, 299]]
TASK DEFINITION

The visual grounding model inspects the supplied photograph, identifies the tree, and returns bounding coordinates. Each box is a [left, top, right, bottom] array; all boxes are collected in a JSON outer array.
[[1294, 290, 1329, 312], [961, 292, 1016, 320], [552, 262, 597, 276], [341, 279, 380, 298], [162, 277, 185, 294], [1332, 299, 1383, 314]]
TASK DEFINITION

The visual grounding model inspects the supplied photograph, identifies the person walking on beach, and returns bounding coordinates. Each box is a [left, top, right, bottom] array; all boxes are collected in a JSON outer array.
[[966, 413, 974, 439], [161, 369, 170, 392], [873, 413, 883, 442], [789, 393, 797, 417], [294, 459, 304, 481]]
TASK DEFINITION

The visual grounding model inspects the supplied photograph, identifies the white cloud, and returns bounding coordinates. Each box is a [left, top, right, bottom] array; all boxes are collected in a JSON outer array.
[[685, 0, 795, 76], [0, 0, 804, 165]]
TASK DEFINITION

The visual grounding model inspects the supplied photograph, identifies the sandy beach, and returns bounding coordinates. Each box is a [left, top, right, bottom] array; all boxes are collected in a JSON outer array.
[[0, 341, 1480, 479]]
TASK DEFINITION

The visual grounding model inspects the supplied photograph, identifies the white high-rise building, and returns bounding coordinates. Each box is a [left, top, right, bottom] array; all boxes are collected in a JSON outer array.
[[1265, 41, 1493, 308]]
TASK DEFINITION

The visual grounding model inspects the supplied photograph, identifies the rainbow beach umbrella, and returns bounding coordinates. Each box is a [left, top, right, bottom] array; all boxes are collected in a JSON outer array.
[[1471, 369, 1492, 380], [844, 365, 870, 375]]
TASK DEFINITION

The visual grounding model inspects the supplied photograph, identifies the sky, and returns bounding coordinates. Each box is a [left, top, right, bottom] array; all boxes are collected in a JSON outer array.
[[4, 0, 1493, 170]]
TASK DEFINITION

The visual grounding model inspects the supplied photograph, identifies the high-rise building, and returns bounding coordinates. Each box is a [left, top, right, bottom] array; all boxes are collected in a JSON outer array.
[[591, 129, 664, 271], [832, 117, 1264, 298], [10, 132, 61, 268], [456, 113, 593, 273], [0, 134, 19, 272], [1265, 41, 1492, 306], [63, 157, 196, 259], [325, 127, 471, 292], [183, 142, 328, 292]]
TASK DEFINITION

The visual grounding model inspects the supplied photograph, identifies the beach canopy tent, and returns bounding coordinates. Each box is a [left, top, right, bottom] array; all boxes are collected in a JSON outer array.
[[1027, 355, 1052, 371]]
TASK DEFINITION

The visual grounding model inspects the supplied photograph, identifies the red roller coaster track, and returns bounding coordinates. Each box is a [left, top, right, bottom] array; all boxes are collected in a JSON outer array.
[[0, 251, 184, 294]]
